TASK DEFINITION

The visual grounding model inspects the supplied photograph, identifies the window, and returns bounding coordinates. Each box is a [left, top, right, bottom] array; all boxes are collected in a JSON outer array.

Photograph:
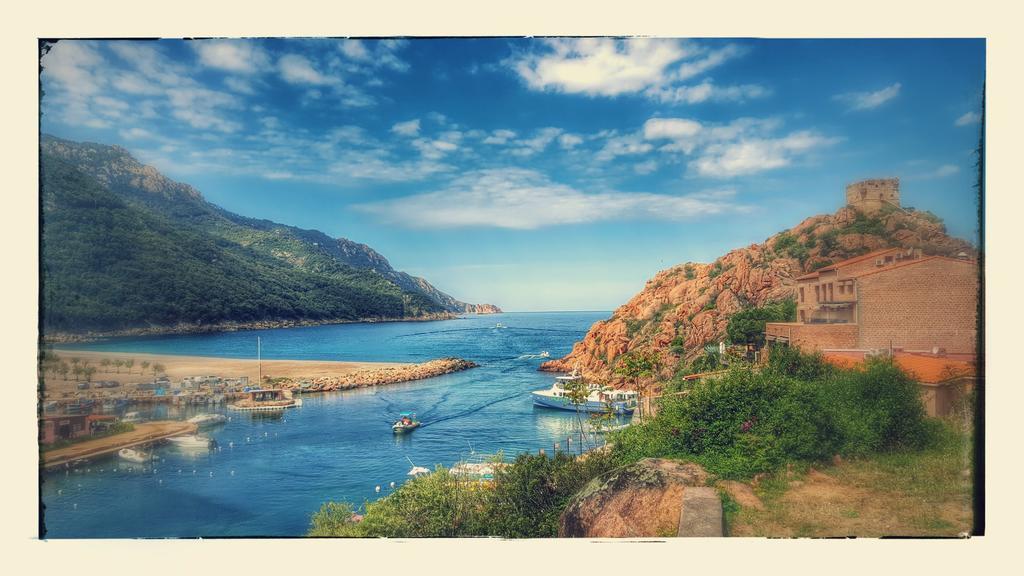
[[815, 285, 820, 302], [799, 310, 806, 323], [799, 287, 804, 302], [838, 284, 845, 295], [829, 283, 834, 301]]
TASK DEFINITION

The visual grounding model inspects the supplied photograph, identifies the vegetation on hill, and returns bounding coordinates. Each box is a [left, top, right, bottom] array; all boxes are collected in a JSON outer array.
[[41, 154, 438, 331], [39, 135, 496, 334], [308, 349, 971, 537]]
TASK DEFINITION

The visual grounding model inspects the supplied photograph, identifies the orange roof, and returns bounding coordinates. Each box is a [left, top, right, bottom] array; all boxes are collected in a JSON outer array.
[[823, 352, 976, 383]]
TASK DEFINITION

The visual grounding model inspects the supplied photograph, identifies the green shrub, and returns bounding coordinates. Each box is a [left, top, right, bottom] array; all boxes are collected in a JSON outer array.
[[684, 264, 696, 280], [726, 299, 796, 347]]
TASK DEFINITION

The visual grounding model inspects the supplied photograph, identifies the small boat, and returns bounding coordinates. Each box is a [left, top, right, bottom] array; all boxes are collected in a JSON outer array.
[[122, 411, 142, 423], [494, 322, 505, 329], [187, 413, 228, 428], [392, 411, 421, 434], [166, 434, 214, 449], [539, 351, 550, 358], [118, 448, 149, 464], [407, 465, 430, 476]]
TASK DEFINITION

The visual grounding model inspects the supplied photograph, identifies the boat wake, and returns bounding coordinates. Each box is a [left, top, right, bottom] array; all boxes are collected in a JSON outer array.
[[419, 392, 522, 429], [516, 352, 551, 360]]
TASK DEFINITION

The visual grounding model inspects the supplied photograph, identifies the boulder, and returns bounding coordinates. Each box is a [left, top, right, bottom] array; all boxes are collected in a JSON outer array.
[[558, 458, 713, 538]]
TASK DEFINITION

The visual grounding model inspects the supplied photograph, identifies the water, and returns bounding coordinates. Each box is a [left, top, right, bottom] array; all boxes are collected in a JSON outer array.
[[41, 312, 617, 538]]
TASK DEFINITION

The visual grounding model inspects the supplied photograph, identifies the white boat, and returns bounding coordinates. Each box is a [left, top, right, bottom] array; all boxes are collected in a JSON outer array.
[[187, 413, 228, 428], [122, 411, 142, 423], [118, 448, 149, 463], [166, 434, 214, 449], [531, 371, 637, 414], [539, 351, 550, 358], [407, 465, 430, 476], [495, 322, 505, 328]]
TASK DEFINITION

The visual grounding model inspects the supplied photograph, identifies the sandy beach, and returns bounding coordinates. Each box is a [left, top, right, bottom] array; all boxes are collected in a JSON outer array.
[[43, 350, 408, 397]]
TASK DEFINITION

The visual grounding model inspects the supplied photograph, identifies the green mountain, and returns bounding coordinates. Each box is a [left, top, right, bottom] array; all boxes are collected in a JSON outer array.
[[40, 135, 499, 335]]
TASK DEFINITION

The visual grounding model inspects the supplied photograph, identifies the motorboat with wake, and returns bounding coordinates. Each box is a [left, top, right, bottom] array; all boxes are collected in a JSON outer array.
[[531, 370, 638, 414], [392, 411, 421, 434]]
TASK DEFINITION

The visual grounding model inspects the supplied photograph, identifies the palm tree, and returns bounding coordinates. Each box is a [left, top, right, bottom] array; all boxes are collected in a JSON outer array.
[[141, 360, 150, 375], [113, 359, 124, 373], [100, 358, 111, 373], [126, 359, 136, 374], [71, 365, 83, 382], [59, 362, 69, 381], [153, 363, 165, 377], [84, 366, 97, 383]]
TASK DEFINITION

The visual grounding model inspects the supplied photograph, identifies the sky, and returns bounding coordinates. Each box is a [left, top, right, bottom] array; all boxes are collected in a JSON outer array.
[[39, 38, 985, 311]]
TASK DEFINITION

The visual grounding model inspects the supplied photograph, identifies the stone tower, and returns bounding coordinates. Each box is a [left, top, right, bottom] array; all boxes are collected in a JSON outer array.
[[845, 178, 900, 215]]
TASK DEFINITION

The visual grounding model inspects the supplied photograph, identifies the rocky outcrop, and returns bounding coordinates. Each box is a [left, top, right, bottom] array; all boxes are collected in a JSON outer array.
[[559, 458, 712, 538], [280, 357, 478, 391], [540, 204, 976, 382]]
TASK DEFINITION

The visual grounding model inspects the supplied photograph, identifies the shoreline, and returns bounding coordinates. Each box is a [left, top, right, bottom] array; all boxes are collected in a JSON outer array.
[[40, 312, 471, 344], [41, 350, 477, 400]]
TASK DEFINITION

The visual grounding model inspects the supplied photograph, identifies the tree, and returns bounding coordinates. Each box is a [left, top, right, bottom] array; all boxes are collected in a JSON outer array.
[[126, 359, 135, 374], [141, 360, 150, 375], [59, 362, 70, 381], [113, 359, 124, 373], [614, 350, 661, 421], [71, 365, 83, 382], [562, 374, 592, 455], [84, 366, 97, 382], [100, 358, 111, 372], [726, 299, 797, 348], [152, 363, 165, 376]]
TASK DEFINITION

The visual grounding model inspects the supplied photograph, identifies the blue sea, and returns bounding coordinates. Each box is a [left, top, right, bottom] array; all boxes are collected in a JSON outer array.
[[40, 311, 613, 538]]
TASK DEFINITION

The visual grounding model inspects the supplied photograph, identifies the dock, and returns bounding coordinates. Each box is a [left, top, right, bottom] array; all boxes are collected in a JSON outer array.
[[41, 421, 198, 470]]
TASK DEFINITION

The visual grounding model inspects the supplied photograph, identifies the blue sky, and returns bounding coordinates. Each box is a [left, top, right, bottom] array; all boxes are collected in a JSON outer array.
[[40, 38, 985, 311]]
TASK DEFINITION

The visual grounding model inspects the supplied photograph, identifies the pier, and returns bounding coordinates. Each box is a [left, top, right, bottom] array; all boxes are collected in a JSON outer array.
[[42, 421, 198, 470]]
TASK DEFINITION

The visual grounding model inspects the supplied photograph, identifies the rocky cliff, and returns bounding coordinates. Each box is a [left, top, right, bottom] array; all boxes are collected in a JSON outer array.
[[540, 204, 975, 381]]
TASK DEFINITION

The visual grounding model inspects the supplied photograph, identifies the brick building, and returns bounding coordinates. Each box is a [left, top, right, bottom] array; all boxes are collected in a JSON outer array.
[[765, 247, 978, 354]]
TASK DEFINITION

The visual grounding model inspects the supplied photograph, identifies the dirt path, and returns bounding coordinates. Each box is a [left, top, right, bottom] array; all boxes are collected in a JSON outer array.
[[42, 421, 198, 469]]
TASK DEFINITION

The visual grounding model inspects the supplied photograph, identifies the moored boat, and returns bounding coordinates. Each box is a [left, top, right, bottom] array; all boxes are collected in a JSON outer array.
[[166, 434, 215, 449], [531, 371, 637, 414], [118, 448, 149, 463], [187, 413, 228, 428]]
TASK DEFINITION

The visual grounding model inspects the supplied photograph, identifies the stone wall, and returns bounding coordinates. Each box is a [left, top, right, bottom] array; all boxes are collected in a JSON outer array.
[[765, 322, 859, 351]]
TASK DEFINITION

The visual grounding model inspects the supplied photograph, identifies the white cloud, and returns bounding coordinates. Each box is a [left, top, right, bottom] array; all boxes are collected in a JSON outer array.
[[834, 82, 902, 111], [41, 41, 104, 95], [391, 119, 421, 137], [509, 38, 759, 105], [224, 76, 257, 95], [690, 131, 839, 178], [646, 81, 769, 105], [633, 160, 658, 175], [510, 127, 563, 156], [340, 40, 372, 62], [558, 133, 584, 149], [955, 111, 981, 127], [596, 133, 653, 161], [483, 129, 517, 145], [119, 127, 154, 140], [934, 164, 960, 177], [193, 40, 269, 74], [356, 168, 745, 229], [279, 54, 333, 85], [328, 149, 451, 182]]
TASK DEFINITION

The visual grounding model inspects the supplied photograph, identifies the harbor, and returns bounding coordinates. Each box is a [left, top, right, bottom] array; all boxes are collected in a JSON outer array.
[[39, 312, 616, 537]]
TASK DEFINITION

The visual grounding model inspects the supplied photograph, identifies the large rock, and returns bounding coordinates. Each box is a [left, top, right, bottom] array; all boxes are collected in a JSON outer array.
[[540, 204, 976, 383], [558, 458, 712, 538]]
